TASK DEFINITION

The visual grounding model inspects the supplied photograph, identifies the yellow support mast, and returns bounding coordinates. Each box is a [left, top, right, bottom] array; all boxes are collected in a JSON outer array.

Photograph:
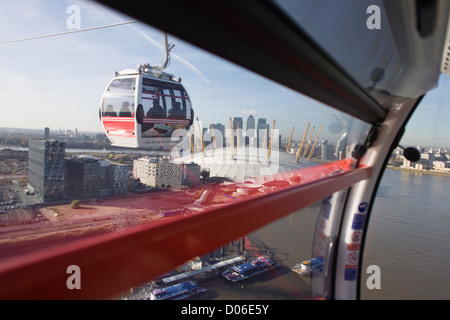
[[296, 122, 310, 162], [302, 126, 315, 158], [286, 126, 294, 152], [307, 124, 323, 161], [196, 117, 205, 153]]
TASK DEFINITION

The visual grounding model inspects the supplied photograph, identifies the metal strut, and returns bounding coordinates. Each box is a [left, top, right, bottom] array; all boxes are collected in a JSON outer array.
[[137, 32, 175, 78], [157, 32, 175, 72]]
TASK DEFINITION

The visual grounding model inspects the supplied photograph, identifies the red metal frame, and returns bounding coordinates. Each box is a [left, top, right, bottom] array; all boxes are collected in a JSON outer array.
[[0, 161, 370, 299]]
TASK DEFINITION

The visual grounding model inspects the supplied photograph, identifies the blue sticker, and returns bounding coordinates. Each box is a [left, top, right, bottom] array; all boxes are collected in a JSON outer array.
[[320, 198, 332, 220], [358, 202, 368, 213], [345, 266, 357, 281], [351, 213, 366, 230]]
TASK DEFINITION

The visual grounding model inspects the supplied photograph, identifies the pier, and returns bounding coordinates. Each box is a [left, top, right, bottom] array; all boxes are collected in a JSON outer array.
[[124, 254, 248, 300]]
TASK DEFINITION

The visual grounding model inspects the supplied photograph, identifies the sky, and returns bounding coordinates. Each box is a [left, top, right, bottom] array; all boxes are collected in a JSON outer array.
[[0, 0, 449, 148], [400, 74, 450, 148]]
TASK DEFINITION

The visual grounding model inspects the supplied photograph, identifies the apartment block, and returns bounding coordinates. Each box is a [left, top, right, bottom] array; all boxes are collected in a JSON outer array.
[[65, 156, 129, 199], [133, 157, 200, 189], [28, 139, 66, 202]]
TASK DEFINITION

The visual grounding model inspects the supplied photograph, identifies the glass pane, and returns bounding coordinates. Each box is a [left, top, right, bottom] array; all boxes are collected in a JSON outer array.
[[125, 191, 348, 300], [107, 78, 136, 95], [273, 0, 443, 103], [102, 95, 134, 117], [0, 1, 371, 299], [361, 75, 450, 299]]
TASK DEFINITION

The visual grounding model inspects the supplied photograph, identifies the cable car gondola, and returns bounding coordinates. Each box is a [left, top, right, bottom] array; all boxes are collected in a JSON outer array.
[[99, 34, 193, 149]]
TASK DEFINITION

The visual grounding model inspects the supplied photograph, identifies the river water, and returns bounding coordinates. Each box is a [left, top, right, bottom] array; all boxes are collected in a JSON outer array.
[[191, 169, 450, 300], [361, 169, 450, 300]]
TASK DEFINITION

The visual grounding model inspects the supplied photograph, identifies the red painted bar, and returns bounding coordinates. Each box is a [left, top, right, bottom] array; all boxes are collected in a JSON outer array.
[[0, 163, 370, 299]]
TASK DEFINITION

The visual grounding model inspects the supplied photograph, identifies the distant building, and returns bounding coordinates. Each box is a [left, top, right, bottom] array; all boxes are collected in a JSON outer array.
[[65, 156, 101, 199], [246, 115, 255, 131], [65, 156, 128, 199], [44, 127, 50, 140], [233, 117, 243, 131], [133, 157, 200, 189], [112, 163, 129, 195], [211, 123, 225, 147], [28, 140, 65, 202], [98, 159, 114, 196], [334, 132, 348, 160], [321, 139, 329, 160], [257, 118, 268, 148], [246, 115, 256, 146]]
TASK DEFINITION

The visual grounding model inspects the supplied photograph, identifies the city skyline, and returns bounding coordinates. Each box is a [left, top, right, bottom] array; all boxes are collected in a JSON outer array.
[[0, 1, 449, 149], [2, 108, 450, 151]]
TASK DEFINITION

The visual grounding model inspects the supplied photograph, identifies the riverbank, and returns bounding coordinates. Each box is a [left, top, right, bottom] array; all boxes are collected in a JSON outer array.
[[386, 165, 450, 177]]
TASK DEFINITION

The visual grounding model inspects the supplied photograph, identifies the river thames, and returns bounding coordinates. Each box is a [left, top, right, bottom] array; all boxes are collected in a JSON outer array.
[[189, 168, 450, 300]]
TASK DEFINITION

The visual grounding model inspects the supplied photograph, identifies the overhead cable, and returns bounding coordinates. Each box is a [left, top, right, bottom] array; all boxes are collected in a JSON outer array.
[[0, 20, 139, 45]]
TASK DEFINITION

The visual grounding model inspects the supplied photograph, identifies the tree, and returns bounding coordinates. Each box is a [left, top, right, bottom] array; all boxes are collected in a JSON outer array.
[[71, 200, 80, 209]]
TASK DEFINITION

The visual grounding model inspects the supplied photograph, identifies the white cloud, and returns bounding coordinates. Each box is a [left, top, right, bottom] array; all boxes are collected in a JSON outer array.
[[240, 109, 258, 115]]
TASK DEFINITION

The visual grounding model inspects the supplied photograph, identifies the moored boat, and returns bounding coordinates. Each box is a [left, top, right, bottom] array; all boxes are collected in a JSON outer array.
[[149, 281, 206, 300], [292, 257, 324, 277], [222, 256, 278, 282]]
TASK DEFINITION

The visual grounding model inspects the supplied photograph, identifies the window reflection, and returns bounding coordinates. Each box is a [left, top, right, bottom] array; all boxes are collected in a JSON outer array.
[[123, 190, 348, 300], [361, 86, 450, 299], [0, 4, 372, 299]]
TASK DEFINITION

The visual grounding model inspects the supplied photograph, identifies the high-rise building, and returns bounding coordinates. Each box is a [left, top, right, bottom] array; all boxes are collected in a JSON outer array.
[[28, 140, 65, 202], [65, 157, 101, 199], [321, 139, 329, 160], [246, 115, 255, 131], [232, 117, 243, 130], [245, 115, 256, 146], [334, 132, 348, 160], [257, 118, 268, 148], [44, 127, 50, 140], [211, 123, 225, 147], [112, 163, 129, 195]]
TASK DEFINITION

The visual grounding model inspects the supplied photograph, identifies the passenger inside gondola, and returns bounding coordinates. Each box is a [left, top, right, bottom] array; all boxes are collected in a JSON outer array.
[[119, 101, 132, 117], [168, 102, 185, 118], [104, 105, 117, 117], [147, 99, 165, 118]]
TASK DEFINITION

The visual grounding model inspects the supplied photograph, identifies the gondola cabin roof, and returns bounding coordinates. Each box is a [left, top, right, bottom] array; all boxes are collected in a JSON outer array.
[[114, 64, 181, 83]]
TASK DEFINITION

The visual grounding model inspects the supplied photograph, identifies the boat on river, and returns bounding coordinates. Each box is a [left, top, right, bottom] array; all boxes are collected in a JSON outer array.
[[149, 281, 206, 300], [222, 256, 278, 282], [292, 257, 324, 277]]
